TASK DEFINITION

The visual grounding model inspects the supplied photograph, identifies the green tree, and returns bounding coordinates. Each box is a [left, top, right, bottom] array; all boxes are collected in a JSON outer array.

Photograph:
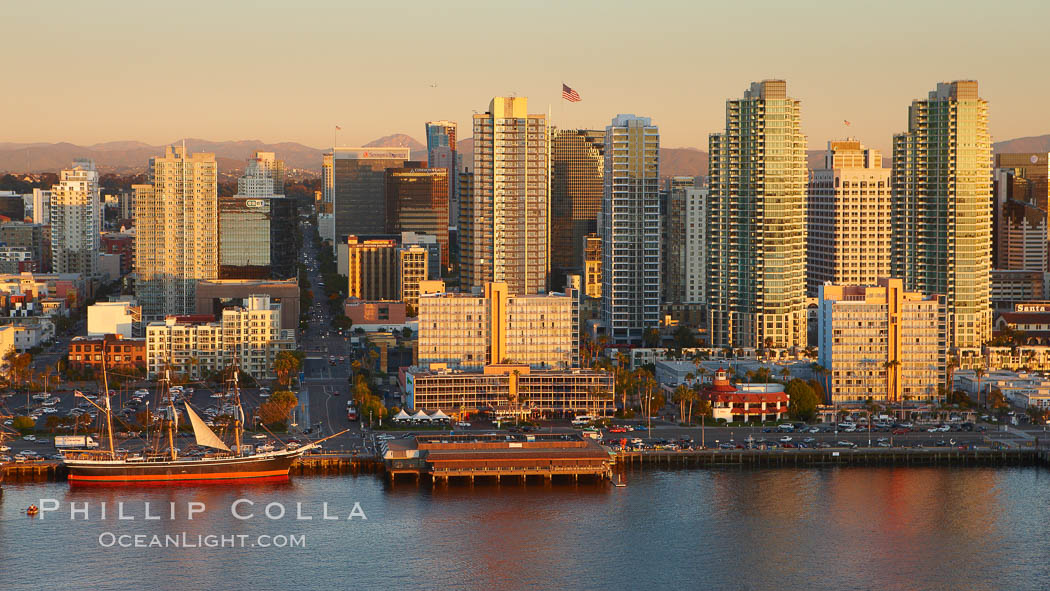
[[258, 390, 298, 426], [272, 350, 304, 387], [12, 415, 35, 433], [642, 328, 661, 348], [786, 379, 820, 422], [672, 384, 691, 423], [673, 325, 696, 350]]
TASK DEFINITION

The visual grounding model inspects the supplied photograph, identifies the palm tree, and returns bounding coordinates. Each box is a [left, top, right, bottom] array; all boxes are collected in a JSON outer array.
[[673, 384, 690, 424], [945, 355, 959, 400], [779, 367, 791, 383], [810, 363, 830, 403], [883, 359, 901, 403], [975, 367, 986, 408]]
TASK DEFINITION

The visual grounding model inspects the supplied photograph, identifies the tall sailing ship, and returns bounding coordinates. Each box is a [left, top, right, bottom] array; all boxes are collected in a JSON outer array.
[[62, 366, 337, 485]]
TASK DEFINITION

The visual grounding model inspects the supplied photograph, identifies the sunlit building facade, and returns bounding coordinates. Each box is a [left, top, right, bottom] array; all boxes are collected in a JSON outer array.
[[891, 80, 992, 350], [134, 146, 218, 320], [600, 114, 661, 344], [708, 80, 808, 349], [463, 97, 549, 295], [807, 140, 891, 297]]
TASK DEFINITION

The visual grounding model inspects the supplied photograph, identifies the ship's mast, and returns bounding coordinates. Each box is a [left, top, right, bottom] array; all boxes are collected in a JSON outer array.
[[165, 370, 176, 461], [233, 369, 243, 456], [101, 360, 115, 458]]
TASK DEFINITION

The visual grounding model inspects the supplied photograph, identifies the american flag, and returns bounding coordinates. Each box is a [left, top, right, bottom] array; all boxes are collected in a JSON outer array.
[[562, 83, 581, 103]]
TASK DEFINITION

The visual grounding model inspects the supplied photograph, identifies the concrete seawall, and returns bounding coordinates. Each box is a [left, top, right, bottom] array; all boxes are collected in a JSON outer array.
[[3, 450, 1047, 484], [615, 448, 1041, 468]]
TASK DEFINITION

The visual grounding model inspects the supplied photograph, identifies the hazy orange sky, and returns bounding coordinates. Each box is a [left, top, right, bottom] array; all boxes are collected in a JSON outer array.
[[4, 0, 1048, 152]]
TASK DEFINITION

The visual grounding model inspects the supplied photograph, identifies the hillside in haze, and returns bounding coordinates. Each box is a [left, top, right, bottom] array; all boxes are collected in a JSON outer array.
[[2, 133, 1046, 176]]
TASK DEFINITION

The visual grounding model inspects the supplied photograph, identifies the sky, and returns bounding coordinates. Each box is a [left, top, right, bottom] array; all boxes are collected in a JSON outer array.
[[4, 0, 1049, 152]]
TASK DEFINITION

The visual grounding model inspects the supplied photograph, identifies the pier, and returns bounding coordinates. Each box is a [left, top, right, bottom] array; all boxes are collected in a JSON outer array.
[[382, 433, 614, 484]]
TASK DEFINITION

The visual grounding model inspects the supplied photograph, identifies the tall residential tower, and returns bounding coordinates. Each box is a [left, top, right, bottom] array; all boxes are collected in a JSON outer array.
[[600, 114, 661, 344], [134, 146, 218, 320], [891, 81, 992, 350], [463, 97, 549, 294], [708, 80, 808, 349], [50, 159, 100, 276]]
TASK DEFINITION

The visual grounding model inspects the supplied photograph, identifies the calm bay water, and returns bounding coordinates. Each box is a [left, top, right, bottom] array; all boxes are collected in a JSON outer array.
[[2, 467, 1049, 591]]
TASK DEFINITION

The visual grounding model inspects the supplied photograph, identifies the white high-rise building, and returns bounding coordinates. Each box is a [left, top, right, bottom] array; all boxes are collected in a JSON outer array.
[[463, 97, 550, 295], [50, 159, 100, 276], [31, 189, 51, 225], [807, 139, 891, 296], [600, 114, 661, 344], [237, 152, 285, 197], [134, 146, 218, 320], [667, 184, 708, 304]]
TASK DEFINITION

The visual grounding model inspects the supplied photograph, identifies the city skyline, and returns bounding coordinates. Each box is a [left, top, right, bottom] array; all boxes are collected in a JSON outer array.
[[4, 1, 1049, 152]]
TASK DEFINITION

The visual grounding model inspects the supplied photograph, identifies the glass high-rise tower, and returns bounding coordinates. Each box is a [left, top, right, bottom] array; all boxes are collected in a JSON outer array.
[[463, 97, 549, 295], [600, 114, 661, 344], [707, 80, 808, 350], [550, 129, 604, 272], [891, 80, 992, 350]]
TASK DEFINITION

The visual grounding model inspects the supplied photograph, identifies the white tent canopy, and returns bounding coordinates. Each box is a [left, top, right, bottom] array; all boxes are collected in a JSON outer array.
[[429, 409, 450, 421], [393, 409, 411, 421], [410, 410, 431, 421]]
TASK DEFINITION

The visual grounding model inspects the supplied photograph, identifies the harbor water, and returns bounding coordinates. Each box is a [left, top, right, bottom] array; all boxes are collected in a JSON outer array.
[[2, 467, 1049, 590]]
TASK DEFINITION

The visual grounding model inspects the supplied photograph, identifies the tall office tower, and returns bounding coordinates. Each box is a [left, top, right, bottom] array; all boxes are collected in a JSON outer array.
[[891, 81, 992, 350], [425, 121, 459, 230], [385, 167, 450, 269], [708, 80, 807, 349], [550, 129, 604, 272], [994, 199, 1047, 271], [457, 169, 474, 276], [238, 152, 285, 197], [31, 189, 51, 225], [218, 196, 298, 279], [664, 176, 693, 304], [345, 236, 400, 301], [322, 147, 410, 246], [806, 139, 892, 296], [464, 97, 550, 295], [319, 152, 335, 242], [134, 146, 218, 320], [995, 153, 1049, 210], [993, 153, 1049, 270], [50, 159, 100, 276], [600, 114, 661, 344], [666, 183, 709, 304]]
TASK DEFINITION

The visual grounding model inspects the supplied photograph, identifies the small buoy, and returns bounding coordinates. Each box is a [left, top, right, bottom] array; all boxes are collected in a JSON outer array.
[[26, 504, 39, 515]]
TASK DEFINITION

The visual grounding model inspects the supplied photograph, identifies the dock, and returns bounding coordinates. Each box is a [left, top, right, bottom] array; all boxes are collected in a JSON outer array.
[[382, 433, 613, 484]]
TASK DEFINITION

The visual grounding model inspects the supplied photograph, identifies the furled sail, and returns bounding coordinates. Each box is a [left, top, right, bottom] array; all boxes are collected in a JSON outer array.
[[183, 402, 231, 452]]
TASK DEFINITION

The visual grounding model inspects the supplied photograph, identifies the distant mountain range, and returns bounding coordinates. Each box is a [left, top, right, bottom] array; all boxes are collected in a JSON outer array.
[[1, 133, 1047, 177]]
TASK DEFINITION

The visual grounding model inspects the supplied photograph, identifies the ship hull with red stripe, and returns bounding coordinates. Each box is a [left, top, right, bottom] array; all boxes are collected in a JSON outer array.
[[64, 449, 305, 485]]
